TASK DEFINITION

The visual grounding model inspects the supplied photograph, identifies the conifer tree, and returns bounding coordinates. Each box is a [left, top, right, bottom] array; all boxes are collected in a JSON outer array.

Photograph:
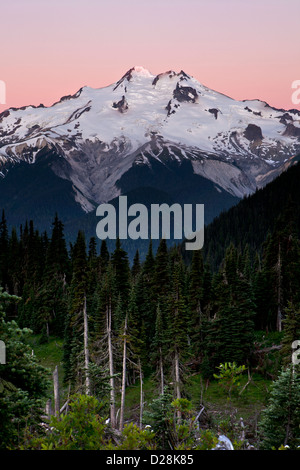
[[260, 366, 300, 449], [0, 288, 50, 449], [38, 215, 69, 338], [99, 239, 109, 275], [135, 240, 156, 360], [166, 260, 189, 416], [131, 250, 141, 281], [151, 302, 168, 395], [63, 230, 88, 390], [154, 238, 170, 303], [111, 238, 131, 319], [203, 245, 255, 371], [7, 227, 21, 296], [188, 250, 205, 354], [92, 261, 118, 428]]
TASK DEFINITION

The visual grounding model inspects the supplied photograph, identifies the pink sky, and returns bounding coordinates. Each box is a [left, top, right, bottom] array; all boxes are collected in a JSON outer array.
[[1, 0, 300, 111]]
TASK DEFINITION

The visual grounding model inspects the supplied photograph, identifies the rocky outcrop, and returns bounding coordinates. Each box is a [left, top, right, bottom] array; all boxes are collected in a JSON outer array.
[[166, 100, 179, 116], [244, 124, 263, 142], [173, 83, 198, 103], [283, 123, 300, 139], [152, 70, 176, 86], [112, 96, 129, 113], [209, 108, 219, 119]]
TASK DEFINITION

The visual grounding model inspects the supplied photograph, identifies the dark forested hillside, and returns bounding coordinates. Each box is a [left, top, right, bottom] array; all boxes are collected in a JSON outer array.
[[200, 160, 300, 271]]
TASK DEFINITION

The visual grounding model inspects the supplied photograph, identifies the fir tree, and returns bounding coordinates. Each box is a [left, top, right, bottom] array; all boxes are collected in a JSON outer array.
[[92, 261, 118, 428], [151, 302, 168, 395], [260, 366, 300, 449], [38, 215, 69, 337], [187, 249, 205, 355], [63, 231, 88, 390], [111, 238, 131, 318], [131, 250, 141, 281], [166, 260, 189, 414], [135, 240, 156, 359]]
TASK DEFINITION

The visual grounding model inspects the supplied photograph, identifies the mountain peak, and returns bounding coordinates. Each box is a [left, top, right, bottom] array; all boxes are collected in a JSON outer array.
[[131, 65, 153, 76], [113, 66, 153, 91]]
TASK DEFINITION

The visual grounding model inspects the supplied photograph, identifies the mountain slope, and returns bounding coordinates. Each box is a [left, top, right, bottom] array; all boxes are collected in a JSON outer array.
[[0, 66, 299, 249]]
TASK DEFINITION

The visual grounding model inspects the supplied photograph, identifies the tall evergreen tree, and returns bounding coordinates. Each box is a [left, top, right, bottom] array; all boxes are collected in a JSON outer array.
[[92, 261, 118, 428], [187, 250, 205, 355], [111, 238, 131, 323], [260, 366, 300, 450], [135, 240, 156, 360], [38, 215, 70, 338], [166, 260, 189, 412], [131, 250, 141, 281], [203, 245, 255, 372], [63, 231, 88, 390], [151, 302, 168, 395]]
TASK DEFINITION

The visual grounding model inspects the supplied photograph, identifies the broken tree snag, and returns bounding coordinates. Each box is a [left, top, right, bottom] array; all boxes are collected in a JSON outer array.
[[53, 365, 60, 418], [83, 295, 90, 396], [119, 314, 128, 432]]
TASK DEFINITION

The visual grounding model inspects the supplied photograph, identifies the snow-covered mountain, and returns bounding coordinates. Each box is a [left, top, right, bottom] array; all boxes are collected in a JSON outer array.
[[0, 65, 299, 238]]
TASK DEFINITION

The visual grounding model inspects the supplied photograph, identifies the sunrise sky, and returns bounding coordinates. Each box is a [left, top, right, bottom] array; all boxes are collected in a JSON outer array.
[[1, 0, 300, 111]]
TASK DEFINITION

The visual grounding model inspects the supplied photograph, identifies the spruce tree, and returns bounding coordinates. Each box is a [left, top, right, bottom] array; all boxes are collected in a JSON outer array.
[[92, 261, 118, 428], [63, 230, 88, 390], [135, 240, 156, 359], [166, 260, 189, 412], [131, 250, 141, 281], [188, 249, 205, 355], [38, 215, 69, 337], [151, 302, 168, 394], [111, 238, 131, 320], [260, 366, 300, 449], [204, 245, 255, 371]]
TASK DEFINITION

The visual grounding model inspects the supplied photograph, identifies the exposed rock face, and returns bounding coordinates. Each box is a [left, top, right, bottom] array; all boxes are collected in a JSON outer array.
[[244, 124, 263, 142], [173, 83, 198, 103], [112, 95, 129, 113], [152, 70, 177, 86], [113, 67, 135, 90], [278, 113, 293, 125], [208, 108, 219, 119], [283, 123, 300, 139], [166, 100, 180, 116]]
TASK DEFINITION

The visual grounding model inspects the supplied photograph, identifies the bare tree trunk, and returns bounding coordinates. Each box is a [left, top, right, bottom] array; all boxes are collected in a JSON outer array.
[[107, 300, 116, 428], [45, 399, 52, 418], [276, 242, 282, 332], [53, 365, 60, 418], [83, 295, 90, 395], [159, 347, 164, 395], [139, 358, 144, 428], [174, 347, 181, 422], [119, 314, 128, 431]]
